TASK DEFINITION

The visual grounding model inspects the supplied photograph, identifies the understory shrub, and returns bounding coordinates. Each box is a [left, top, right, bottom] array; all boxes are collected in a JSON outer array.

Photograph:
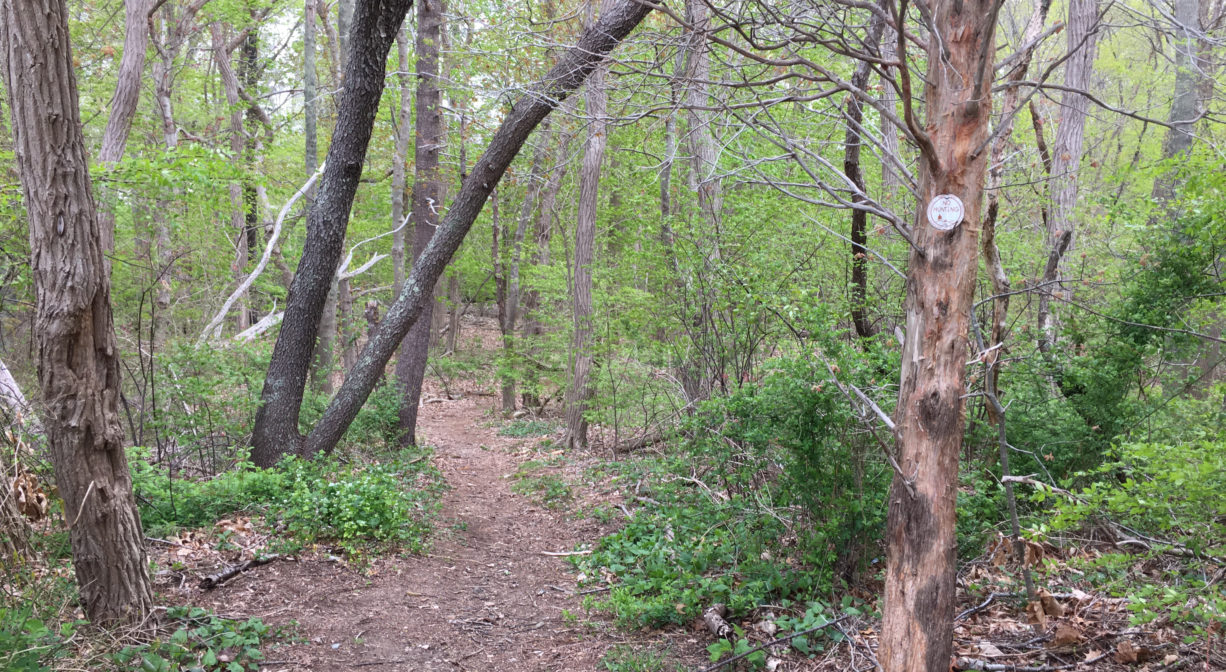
[[132, 449, 443, 555]]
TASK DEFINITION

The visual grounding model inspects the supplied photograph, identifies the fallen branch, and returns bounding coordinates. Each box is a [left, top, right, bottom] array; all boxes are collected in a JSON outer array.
[[198, 165, 324, 345], [541, 549, 591, 557], [199, 554, 280, 590], [611, 431, 666, 454], [703, 603, 733, 638], [954, 651, 1111, 671]]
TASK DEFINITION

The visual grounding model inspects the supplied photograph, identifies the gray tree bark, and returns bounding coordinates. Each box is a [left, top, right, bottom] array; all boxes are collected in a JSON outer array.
[[1038, 0, 1100, 354], [299, 0, 655, 457], [564, 0, 615, 450], [394, 0, 445, 447], [250, 0, 416, 467], [1, 0, 154, 624], [391, 26, 412, 297]]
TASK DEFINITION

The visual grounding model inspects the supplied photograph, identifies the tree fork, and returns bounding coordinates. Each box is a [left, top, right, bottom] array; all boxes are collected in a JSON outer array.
[[300, 0, 655, 458], [250, 0, 416, 467]]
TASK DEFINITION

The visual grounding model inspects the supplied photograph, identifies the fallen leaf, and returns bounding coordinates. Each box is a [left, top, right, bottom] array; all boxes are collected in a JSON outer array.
[[1039, 589, 1065, 618], [1115, 640, 1138, 664], [1026, 600, 1046, 628], [1052, 623, 1082, 647], [977, 642, 1005, 657], [1083, 649, 1103, 662]]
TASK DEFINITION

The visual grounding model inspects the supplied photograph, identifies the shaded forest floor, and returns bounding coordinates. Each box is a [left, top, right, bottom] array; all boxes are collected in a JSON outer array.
[[57, 316, 1221, 671]]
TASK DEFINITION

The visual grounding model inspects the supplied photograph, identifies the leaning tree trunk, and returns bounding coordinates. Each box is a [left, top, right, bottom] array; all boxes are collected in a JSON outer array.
[[394, 0, 445, 447], [299, 0, 655, 458], [879, 0, 999, 669], [1, 0, 154, 624], [250, 0, 415, 467], [564, 0, 615, 451], [1038, 0, 1099, 354]]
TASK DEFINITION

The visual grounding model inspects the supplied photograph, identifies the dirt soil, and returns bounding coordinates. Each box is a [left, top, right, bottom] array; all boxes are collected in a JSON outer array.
[[188, 320, 705, 671]]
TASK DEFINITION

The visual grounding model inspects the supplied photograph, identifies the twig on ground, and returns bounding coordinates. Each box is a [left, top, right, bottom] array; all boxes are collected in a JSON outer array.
[[199, 554, 280, 590]]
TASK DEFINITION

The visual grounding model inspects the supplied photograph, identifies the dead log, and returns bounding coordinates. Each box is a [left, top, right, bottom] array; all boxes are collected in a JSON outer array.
[[199, 554, 280, 590], [704, 603, 733, 638], [611, 431, 666, 455]]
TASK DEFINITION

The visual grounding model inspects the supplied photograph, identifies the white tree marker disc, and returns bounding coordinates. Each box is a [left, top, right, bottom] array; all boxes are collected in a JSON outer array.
[[926, 194, 965, 231]]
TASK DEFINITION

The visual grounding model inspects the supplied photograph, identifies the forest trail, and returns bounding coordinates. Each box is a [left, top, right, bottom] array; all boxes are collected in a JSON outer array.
[[197, 318, 698, 671]]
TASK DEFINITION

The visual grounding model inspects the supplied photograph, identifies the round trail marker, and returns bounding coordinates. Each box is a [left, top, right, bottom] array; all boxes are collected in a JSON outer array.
[[926, 194, 964, 231]]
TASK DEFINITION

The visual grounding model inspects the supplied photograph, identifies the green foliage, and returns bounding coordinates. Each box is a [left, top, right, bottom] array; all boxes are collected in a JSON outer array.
[[573, 456, 818, 629], [132, 450, 443, 556], [1045, 439, 1225, 554], [510, 473, 571, 508], [1036, 438, 1225, 635], [600, 644, 684, 672], [0, 605, 77, 671], [498, 419, 555, 437], [111, 607, 269, 672], [278, 452, 442, 556]]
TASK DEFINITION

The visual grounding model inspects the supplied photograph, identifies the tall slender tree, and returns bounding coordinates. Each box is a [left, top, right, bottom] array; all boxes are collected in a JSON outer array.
[[564, 0, 615, 450], [394, 0, 445, 447]]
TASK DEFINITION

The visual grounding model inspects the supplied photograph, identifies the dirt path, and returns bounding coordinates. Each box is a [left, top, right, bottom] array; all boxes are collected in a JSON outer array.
[[197, 341, 698, 671]]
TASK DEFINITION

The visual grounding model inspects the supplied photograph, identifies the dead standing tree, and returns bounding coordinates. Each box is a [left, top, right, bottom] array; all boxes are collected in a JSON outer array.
[[878, 0, 1001, 667]]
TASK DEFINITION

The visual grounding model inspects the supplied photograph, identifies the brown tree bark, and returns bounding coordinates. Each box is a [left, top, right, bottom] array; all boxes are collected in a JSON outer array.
[[250, 0, 416, 467], [394, 0, 445, 448], [879, 0, 999, 669], [564, 0, 615, 450], [299, 0, 655, 457], [1, 0, 154, 624]]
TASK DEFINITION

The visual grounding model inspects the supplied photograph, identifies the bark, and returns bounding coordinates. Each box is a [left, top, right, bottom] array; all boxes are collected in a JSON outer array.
[[391, 26, 411, 297], [879, 1, 998, 669], [250, 0, 416, 467], [1038, 0, 1100, 354], [299, 0, 655, 458], [96, 0, 152, 256], [305, 0, 318, 180], [983, 0, 1052, 418], [394, 0, 445, 448], [313, 281, 339, 394], [339, 275, 357, 374], [1153, 0, 1208, 203], [501, 128, 550, 412], [213, 23, 251, 332], [1, 0, 154, 623], [878, 22, 904, 198], [445, 269, 460, 353], [844, 11, 887, 341], [565, 0, 615, 451], [0, 357, 37, 430]]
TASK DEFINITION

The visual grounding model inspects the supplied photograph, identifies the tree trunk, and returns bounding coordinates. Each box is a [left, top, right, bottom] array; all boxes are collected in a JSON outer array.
[[844, 12, 887, 341], [250, 0, 416, 467], [394, 0, 445, 448], [213, 23, 251, 333], [1153, 0, 1207, 203], [299, 0, 654, 458], [1, 0, 154, 624], [879, 1, 998, 669], [313, 280, 338, 394], [1038, 0, 1099, 354], [501, 127, 550, 412], [96, 0, 152, 256], [391, 26, 411, 297], [565, 0, 614, 451]]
